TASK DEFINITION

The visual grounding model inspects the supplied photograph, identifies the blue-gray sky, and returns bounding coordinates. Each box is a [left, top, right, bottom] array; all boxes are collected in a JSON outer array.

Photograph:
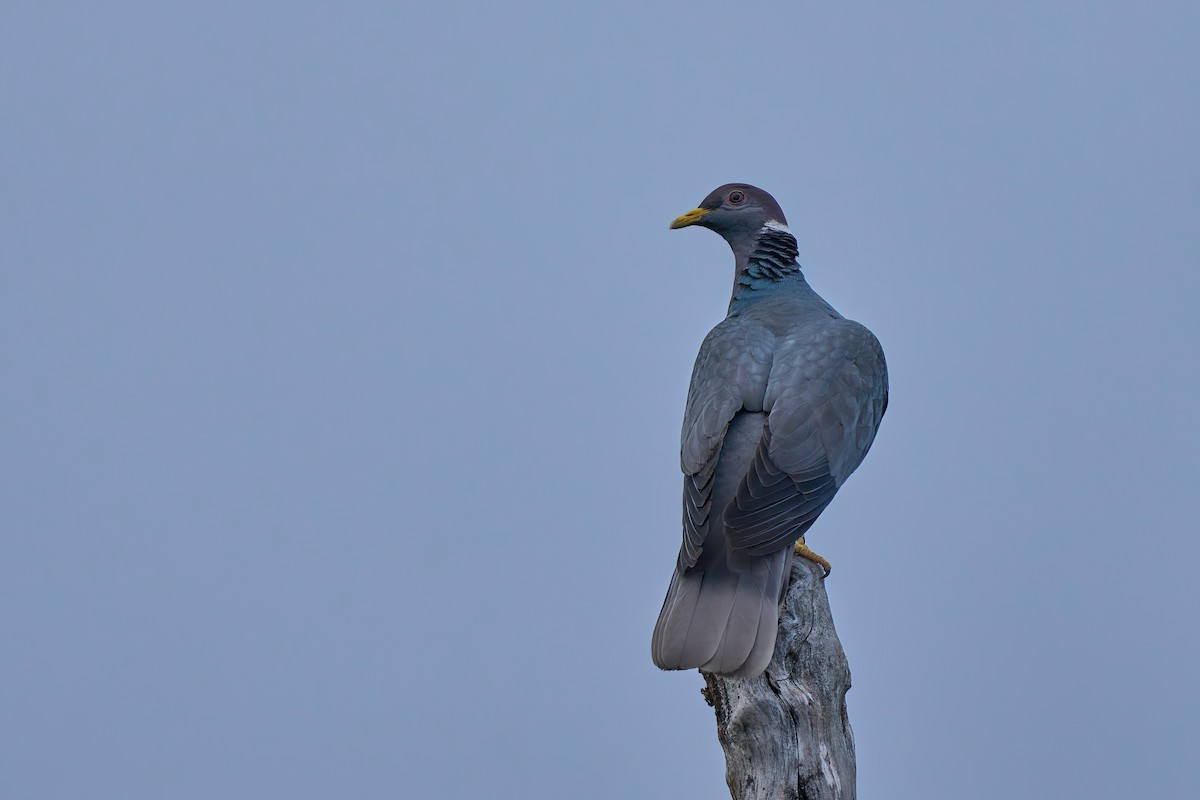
[[4, 2, 1198, 798]]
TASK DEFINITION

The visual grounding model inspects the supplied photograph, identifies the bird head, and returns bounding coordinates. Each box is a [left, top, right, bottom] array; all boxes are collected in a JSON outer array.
[[669, 184, 789, 257]]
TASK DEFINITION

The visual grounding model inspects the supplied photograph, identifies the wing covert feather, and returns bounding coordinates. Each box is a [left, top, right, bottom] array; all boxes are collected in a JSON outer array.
[[678, 321, 775, 569]]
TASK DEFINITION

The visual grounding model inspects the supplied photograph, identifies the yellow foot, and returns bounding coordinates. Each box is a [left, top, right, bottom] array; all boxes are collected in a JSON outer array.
[[793, 537, 831, 578]]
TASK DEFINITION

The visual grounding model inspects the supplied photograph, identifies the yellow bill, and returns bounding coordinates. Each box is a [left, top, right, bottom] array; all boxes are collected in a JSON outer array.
[[669, 207, 711, 230]]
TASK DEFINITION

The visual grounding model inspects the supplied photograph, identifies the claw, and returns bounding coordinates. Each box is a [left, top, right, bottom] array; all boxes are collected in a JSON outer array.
[[793, 536, 831, 578]]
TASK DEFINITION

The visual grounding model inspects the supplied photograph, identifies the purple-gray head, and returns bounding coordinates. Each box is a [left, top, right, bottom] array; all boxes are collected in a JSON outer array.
[[669, 184, 789, 258]]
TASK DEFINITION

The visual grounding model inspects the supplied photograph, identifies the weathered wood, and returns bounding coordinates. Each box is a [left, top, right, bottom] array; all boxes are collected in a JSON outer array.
[[700, 557, 855, 800]]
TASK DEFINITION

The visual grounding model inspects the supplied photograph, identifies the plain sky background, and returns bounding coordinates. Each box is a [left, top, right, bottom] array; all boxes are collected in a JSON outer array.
[[3, 2, 1198, 798]]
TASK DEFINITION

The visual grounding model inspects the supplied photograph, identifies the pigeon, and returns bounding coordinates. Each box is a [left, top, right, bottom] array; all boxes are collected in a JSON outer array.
[[652, 184, 888, 678]]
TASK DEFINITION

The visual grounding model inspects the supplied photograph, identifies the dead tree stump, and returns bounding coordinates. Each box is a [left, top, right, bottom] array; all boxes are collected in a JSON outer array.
[[700, 557, 855, 800]]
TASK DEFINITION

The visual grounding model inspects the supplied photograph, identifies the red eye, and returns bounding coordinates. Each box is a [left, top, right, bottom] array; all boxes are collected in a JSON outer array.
[[728, 190, 745, 205]]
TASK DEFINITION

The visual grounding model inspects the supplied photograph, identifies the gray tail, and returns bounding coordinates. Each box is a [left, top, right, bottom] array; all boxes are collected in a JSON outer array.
[[651, 547, 793, 678]]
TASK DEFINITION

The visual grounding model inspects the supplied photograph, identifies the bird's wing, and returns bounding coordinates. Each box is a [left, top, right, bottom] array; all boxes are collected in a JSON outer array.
[[722, 319, 888, 557], [678, 319, 775, 570]]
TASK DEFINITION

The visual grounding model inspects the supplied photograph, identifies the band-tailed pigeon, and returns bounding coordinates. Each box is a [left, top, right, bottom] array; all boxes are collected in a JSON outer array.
[[652, 184, 888, 678]]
